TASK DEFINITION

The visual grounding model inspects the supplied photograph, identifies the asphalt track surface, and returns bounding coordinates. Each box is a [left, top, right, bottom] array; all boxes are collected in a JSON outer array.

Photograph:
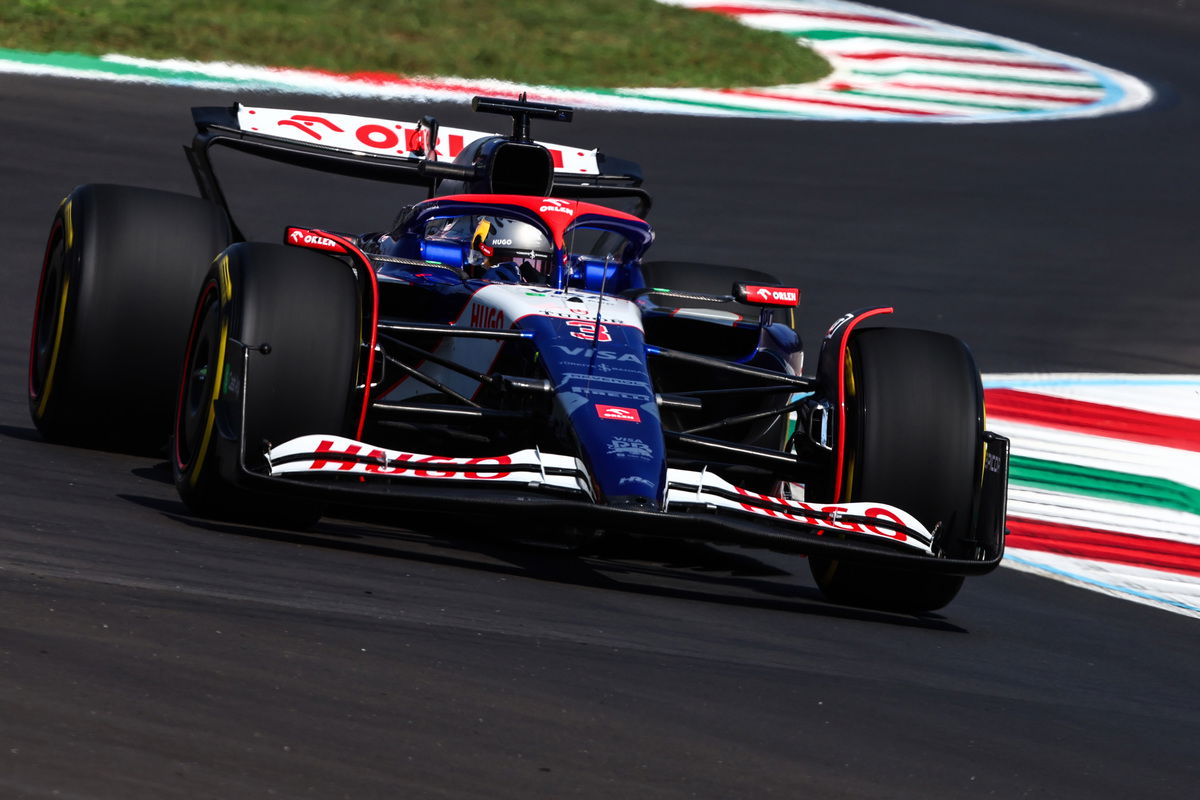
[[1, 1, 1197, 798]]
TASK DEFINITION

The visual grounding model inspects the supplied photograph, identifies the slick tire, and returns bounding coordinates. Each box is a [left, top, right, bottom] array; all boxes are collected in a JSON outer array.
[[28, 184, 231, 454], [172, 242, 360, 528], [809, 327, 984, 613]]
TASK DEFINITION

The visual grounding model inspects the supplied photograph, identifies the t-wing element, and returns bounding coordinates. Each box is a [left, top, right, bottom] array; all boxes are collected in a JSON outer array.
[[472, 94, 573, 143]]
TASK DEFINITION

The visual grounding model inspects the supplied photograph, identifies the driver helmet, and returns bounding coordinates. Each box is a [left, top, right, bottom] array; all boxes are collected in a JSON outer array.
[[469, 217, 554, 280], [423, 214, 554, 281]]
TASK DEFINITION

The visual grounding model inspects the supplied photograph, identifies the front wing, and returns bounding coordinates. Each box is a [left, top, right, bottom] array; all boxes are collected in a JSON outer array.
[[260, 435, 1003, 575]]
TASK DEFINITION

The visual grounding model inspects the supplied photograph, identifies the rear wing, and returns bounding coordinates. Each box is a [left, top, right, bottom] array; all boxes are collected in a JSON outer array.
[[186, 101, 649, 239]]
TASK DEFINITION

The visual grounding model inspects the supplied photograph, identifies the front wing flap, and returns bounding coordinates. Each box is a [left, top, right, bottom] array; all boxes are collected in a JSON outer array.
[[260, 435, 999, 574]]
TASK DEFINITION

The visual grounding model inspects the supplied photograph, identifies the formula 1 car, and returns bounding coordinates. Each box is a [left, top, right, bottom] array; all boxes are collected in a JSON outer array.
[[28, 95, 1008, 612]]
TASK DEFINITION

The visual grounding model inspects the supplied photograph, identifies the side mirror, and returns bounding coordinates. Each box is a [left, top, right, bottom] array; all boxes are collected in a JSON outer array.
[[733, 282, 800, 307]]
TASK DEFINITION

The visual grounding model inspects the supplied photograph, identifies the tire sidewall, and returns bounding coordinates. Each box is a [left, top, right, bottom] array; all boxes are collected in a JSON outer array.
[[173, 243, 361, 520]]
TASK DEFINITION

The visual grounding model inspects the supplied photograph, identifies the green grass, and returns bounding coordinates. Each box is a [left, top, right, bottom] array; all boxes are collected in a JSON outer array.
[[0, 0, 830, 88]]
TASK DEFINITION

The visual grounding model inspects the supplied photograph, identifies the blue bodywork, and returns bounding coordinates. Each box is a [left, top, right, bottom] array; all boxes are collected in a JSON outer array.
[[360, 196, 801, 511]]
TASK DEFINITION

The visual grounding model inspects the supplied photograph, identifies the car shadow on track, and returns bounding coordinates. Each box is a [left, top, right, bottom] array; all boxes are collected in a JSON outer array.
[[0, 424, 43, 443], [119, 463, 968, 633]]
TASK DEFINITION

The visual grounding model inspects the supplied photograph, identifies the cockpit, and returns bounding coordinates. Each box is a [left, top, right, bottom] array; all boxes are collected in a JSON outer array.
[[379, 195, 655, 293]]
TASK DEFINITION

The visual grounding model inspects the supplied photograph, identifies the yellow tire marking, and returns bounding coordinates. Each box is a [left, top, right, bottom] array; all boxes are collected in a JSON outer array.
[[979, 401, 988, 488], [218, 254, 232, 303], [188, 315, 229, 489], [189, 256, 232, 488], [841, 347, 857, 502], [34, 273, 70, 420], [35, 201, 74, 418]]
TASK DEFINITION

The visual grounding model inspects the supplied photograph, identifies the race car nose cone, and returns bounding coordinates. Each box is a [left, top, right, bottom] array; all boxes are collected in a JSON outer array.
[[606, 494, 658, 511]]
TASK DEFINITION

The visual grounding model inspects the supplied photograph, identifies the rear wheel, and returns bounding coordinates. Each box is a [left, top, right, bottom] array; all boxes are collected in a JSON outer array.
[[173, 243, 361, 526], [809, 328, 983, 613], [28, 183, 231, 453], [28, 184, 231, 453]]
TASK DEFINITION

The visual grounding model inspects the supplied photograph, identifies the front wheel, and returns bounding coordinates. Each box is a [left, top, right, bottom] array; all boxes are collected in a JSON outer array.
[[809, 327, 984, 613], [173, 242, 361, 526]]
